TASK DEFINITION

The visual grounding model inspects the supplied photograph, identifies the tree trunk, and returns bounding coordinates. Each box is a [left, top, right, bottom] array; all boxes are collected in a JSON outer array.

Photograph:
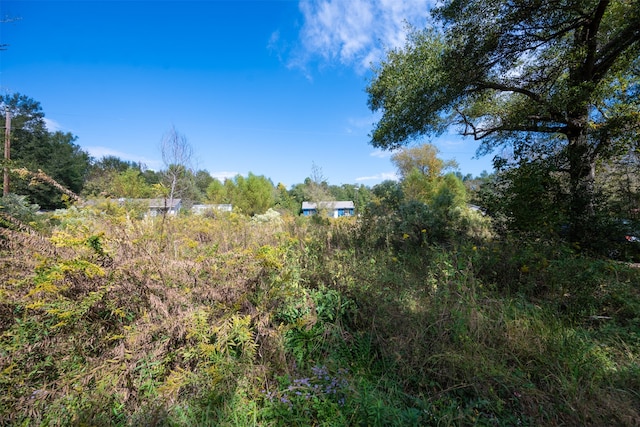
[[566, 122, 597, 243]]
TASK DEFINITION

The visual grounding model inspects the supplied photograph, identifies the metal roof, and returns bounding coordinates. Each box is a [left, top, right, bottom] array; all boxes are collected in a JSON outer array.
[[302, 201, 354, 210], [146, 198, 182, 209]]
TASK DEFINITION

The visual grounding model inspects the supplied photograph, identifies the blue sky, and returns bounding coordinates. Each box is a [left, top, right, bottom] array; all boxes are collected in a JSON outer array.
[[0, 0, 494, 188]]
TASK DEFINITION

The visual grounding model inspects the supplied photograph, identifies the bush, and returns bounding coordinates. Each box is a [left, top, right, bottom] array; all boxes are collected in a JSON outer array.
[[0, 193, 40, 226]]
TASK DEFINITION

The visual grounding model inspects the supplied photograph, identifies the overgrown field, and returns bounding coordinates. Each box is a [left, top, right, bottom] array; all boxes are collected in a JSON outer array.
[[1, 202, 639, 426]]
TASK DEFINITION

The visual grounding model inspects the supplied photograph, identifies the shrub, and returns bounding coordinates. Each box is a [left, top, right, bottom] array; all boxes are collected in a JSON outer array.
[[0, 193, 41, 227]]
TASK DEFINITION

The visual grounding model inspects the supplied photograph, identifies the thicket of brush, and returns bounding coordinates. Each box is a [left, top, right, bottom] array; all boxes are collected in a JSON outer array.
[[1, 197, 639, 426]]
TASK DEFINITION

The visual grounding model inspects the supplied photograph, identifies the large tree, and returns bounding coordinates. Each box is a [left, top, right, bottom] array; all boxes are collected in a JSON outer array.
[[367, 0, 640, 241], [1, 94, 91, 209]]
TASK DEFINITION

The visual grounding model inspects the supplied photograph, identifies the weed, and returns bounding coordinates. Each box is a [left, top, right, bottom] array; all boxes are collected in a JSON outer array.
[[0, 204, 638, 425]]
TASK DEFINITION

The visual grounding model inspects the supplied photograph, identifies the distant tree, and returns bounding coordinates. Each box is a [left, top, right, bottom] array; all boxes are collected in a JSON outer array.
[[1, 93, 90, 208], [111, 169, 154, 198], [328, 183, 372, 213], [94, 156, 141, 173], [223, 173, 275, 216], [206, 178, 228, 204], [371, 180, 404, 213], [401, 168, 436, 203], [160, 126, 194, 206], [274, 182, 298, 214], [288, 182, 308, 207], [432, 173, 468, 217], [367, 0, 640, 242], [230, 173, 275, 216], [223, 178, 238, 204], [392, 144, 457, 181], [194, 170, 214, 196], [141, 169, 161, 186], [306, 163, 332, 206], [463, 171, 494, 205], [83, 156, 148, 197], [390, 143, 457, 204]]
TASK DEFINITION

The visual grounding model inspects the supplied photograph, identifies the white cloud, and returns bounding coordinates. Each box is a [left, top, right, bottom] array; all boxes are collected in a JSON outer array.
[[294, 0, 431, 72], [355, 171, 398, 182], [86, 146, 162, 170], [43, 118, 63, 132], [210, 171, 238, 181]]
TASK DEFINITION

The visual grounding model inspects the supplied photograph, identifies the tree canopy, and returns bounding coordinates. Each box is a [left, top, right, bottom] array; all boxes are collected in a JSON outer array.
[[367, 0, 640, 241], [1, 94, 91, 209], [391, 144, 457, 181]]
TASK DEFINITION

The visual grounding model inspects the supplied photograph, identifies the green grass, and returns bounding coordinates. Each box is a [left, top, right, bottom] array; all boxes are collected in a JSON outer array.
[[1, 205, 639, 425]]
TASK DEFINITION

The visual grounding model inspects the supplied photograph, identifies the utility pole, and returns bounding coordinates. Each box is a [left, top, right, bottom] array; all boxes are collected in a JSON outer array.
[[3, 109, 10, 196]]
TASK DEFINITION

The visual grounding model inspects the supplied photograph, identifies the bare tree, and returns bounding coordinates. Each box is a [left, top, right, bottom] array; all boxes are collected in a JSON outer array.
[[160, 126, 193, 211], [307, 162, 333, 216]]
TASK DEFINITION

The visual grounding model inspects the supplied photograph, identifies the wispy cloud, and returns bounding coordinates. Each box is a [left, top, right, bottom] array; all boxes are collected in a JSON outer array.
[[369, 148, 399, 158], [43, 118, 63, 132], [86, 146, 162, 170], [345, 115, 375, 134], [355, 171, 398, 182], [292, 0, 431, 73]]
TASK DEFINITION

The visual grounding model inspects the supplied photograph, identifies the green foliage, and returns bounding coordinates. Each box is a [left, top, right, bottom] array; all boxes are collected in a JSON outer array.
[[194, 170, 214, 196], [392, 143, 457, 181], [112, 169, 154, 198], [479, 160, 567, 236], [83, 155, 155, 198], [2, 93, 91, 209], [205, 177, 228, 204], [597, 147, 640, 218], [370, 180, 404, 213], [0, 199, 639, 426], [367, 0, 640, 243], [362, 170, 487, 252], [0, 193, 40, 226], [273, 182, 299, 215], [226, 172, 275, 216]]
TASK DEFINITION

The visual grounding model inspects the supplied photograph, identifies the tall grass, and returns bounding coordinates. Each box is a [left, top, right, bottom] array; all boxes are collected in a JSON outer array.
[[0, 203, 638, 425]]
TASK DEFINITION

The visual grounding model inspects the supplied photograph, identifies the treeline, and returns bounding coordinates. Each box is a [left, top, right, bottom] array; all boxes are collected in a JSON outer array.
[[0, 92, 485, 218], [0, 93, 376, 215], [82, 159, 375, 217], [2, 90, 639, 261]]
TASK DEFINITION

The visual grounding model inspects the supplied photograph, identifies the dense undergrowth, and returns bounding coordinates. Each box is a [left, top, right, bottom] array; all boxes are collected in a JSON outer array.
[[1, 200, 639, 426]]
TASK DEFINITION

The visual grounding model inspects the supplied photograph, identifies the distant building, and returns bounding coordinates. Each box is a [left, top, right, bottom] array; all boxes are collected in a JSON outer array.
[[191, 204, 233, 215], [145, 198, 182, 216], [302, 201, 355, 218]]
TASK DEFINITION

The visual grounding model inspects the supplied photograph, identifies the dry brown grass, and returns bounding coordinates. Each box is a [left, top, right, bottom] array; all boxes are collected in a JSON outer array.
[[0, 204, 297, 424]]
